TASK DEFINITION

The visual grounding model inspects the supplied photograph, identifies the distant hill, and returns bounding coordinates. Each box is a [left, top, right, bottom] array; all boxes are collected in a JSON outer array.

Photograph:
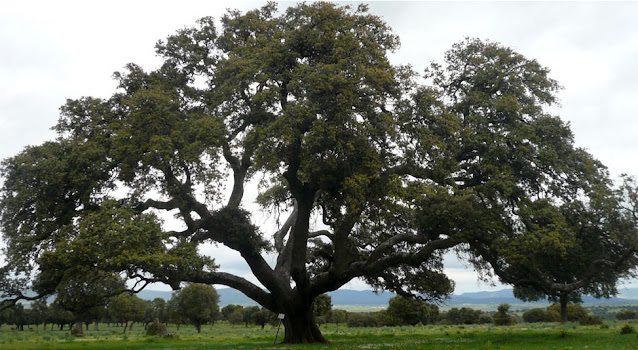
[[137, 287, 638, 309]]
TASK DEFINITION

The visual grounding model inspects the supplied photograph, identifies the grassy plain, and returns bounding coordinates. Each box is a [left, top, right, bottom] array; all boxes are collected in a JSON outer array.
[[1, 321, 638, 349]]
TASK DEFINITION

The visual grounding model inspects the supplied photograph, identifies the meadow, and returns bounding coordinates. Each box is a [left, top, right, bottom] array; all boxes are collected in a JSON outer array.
[[2, 321, 638, 349]]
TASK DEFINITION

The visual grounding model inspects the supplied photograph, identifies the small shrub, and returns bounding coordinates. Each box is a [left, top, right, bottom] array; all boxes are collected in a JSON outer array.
[[70, 326, 83, 337], [580, 315, 603, 326], [620, 324, 634, 334], [523, 308, 546, 323], [559, 329, 568, 338], [146, 319, 168, 337], [616, 310, 638, 320], [600, 324, 609, 329], [478, 314, 493, 324], [347, 313, 381, 328]]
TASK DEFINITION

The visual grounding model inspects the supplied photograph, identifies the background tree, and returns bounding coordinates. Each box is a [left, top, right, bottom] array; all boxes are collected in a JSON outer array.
[[443, 307, 486, 325], [493, 303, 516, 326], [228, 309, 244, 326], [1, 2, 636, 344], [312, 294, 332, 325], [166, 297, 185, 330], [172, 283, 220, 333], [252, 307, 273, 329], [28, 299, 48, 330], [386, 295, 439, 326], [242, 306, 260, 327], [547, 303, 588, 322], [107, 293, 146, 333], [150, 298, 168, 324], [616, 310, 638, 320], [523, 308, 560, 323], [221, 304, 244, 322], [327, 309, 348, 325], [51, 272, 126, 334], [10, 304, 27, 331], [0, 302, 13, 329], [48, 301, 74, 330]]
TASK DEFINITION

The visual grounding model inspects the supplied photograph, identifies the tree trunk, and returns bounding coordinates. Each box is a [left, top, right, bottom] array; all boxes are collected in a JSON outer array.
[[123, 321, 128, 334], [75, 321, 84, 336], [129, 321, 134, 331], [195, 324, 201, 333], [282, 307, 327, 344], [94, 322, 99, 331], [560, 294, 568, 323]]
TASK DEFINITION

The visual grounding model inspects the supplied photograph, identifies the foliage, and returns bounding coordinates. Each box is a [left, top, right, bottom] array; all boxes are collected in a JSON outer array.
[[48, 301, 74, 330], [346, 312, 382, 328], [442, 307, 490, 325], [326, 309, 348, 325], [616, 309, 638, 320], [547, 303, 589, 322], [171, 283, 220, 333], [443, 39, 638, 322], [70, 324, 84, 337], [228, 310, 244, 326], [1, 1, 637, 344], [620, 324, 634, 334], [53, 272, 125, 327], [493, 303, 516, 326], [107, 293, 146, 333], [221, 305, 243, 321], [580, 315, 603, 325], [312, 294, 332, 318], [386, 296, 439, 325], [251, 308, 273, 329], [146, 318, 168, 336], [522, 308, 559, 323], [150, 298, 168, 324], [522, 308, 546, 323]]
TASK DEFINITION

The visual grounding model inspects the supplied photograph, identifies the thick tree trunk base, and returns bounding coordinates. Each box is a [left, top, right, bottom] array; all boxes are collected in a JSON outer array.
[[560, 295, 568, 323], [281, 311, 328, 344]]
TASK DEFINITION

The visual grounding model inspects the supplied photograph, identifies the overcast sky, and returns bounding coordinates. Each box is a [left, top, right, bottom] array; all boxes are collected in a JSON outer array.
[[2, 1, 638, 295]]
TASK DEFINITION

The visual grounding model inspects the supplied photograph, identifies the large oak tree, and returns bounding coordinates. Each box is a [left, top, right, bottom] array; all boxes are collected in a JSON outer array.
[[1, 2, 636, 343]]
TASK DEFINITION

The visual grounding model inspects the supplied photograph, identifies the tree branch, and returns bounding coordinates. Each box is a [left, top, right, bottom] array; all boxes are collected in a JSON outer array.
[[187, 271, 276, 310], [308, 230, 333, 240]]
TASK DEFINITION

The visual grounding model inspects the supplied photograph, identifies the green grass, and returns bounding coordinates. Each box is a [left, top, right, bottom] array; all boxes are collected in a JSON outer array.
[[2, 321, 638, 349]]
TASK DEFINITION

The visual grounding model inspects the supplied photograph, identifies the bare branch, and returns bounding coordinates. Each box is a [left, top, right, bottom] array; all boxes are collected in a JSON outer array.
[[275, 202, 298, 252], [308, 230, 333, 240]]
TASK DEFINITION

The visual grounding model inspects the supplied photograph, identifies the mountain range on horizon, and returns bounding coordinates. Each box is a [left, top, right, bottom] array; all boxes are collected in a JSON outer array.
[[136, 287, 638, 309]]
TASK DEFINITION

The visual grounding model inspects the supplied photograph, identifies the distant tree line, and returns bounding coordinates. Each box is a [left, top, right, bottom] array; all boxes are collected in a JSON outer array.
[[5, 289, 638, 332]]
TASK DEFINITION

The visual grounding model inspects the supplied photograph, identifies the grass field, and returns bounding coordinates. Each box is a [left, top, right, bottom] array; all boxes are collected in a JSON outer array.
[[2, 321, 638, 349]]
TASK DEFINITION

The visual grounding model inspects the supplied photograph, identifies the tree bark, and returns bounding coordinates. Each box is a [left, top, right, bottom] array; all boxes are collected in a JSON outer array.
[[281, 306, 327, 344], [560, 294, 568, 323]]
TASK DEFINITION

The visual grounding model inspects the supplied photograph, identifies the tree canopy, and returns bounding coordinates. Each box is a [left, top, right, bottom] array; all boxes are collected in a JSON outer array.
[[171, 283, 220, 333], [0, 2, 636, 344]]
